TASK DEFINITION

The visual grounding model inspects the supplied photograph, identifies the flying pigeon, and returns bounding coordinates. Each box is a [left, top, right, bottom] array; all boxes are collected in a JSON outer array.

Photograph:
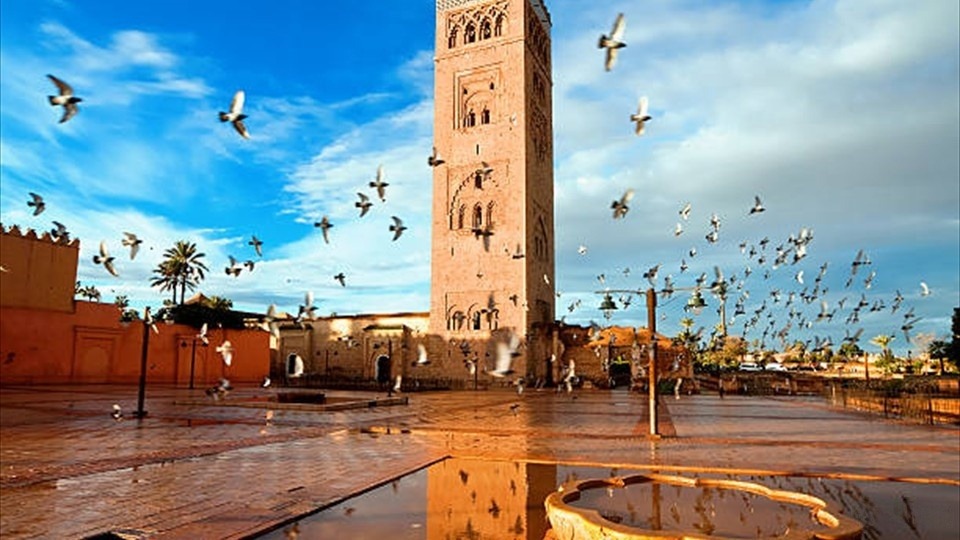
[[578, 244, 588, 255], [369, 164, 388, 202], [47, 74, 82, 123], [598, 13, 627, 71], [477, 161, 494, 182], [334, 272, 346, 287], [679, 202, 691, 221], [27, 193, 45, 216], [248, 235, 263, 257], [51, 221, 70, 242], [630, 96, 651, 135], [262, 304, 280, 338], [243, 260, 255, 272], [415, 343, 430, 365], [428, 147, 445, 167], [261, 376, 271, 388], [355, 192, 372, 218], [225, 256, 242, 277], [290, 355, 304, 377], [216, 340, 234, 366], [611, 188, 634, 219], [111, 404, 123, 421], [490, 333, 521, 377], [121, 232, 142, 260], [296, 291, 317, 324], [93, 240, 118, 277], [389, 216, 407, 241], [393, 374, 403, 393], [673, 222, 683, 237], [920, 282, 930, 297], [219, 90, 249, 139], [749, 195, 765, 215], [197, 323, 209, 346], [314, 216, 333, 244]]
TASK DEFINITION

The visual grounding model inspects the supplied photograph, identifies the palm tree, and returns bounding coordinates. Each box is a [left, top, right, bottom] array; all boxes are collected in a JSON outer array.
[[150, 241, 209, 305], [204, 295, 233, 311], [929, 340, 951, 375], [869, 334, 895, 379]]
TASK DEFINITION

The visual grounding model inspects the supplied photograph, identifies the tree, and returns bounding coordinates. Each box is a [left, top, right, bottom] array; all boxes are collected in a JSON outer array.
[[870, 334, 895, 377], [950, 307, 960, 370], [150, 241, 208, 305], [929, 340, 951, 375], [203, 295, 233, 311]]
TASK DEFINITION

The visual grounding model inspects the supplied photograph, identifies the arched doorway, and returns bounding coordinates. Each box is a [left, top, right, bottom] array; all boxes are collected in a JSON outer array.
[[375, 354, 391, 388], [286, 353, 304, 378], [609, 357, 632, 388]]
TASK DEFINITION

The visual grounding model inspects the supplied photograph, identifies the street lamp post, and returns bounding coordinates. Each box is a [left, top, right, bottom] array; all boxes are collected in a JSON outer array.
[[134, 306, 152, 419]]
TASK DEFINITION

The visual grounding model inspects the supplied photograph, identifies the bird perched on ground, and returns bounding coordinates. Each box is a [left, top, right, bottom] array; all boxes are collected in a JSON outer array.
[[598, 13, 627, 71], [93, 240, 118, 276], [219, 90, 249, 139], [389, 216, 407, 241], [248, 235, 263, 257], [27, 192, 46, 216], [749, 195, 765, 215], [47, 74, 82, 123], [630, 96, 651, 135], [121, 232, 142, 260], [206, 378, 232, 400], [334, 272, 346, 287], [393, 375, 403, 393], [111, 404, 123, 421], [428, 147, 445, 167], [314, 216, 333, 244], [370, 164, 388, 202], [283, 522, 300, 539], [216, 341, 234, 366], [355, 192, 372, 218], [611, 189, 634, 219]]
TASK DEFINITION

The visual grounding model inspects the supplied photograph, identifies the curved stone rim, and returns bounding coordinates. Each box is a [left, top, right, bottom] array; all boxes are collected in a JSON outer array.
[[544, 472, 863, 540]]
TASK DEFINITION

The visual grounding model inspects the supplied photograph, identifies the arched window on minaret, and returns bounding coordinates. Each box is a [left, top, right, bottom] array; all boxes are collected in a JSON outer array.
[[481, 18, 492, 40], [465, 109, 476, 128], [481, 108, 491, 125], [465, 23, 476, 44], [457, 205, 466, 229], [474, 171, 483, 189], [472, 204, 483, 229], [486, 201, 495, 227], [472, 311, 482, 330], [448, 26, 459, 48], [487, 308, 499, 330], [451, 310, 465, 331], [494, 15, 504, 37]]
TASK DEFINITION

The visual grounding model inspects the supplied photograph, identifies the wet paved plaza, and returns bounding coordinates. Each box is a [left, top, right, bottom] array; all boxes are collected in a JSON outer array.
[[1, 384, 957, 539]]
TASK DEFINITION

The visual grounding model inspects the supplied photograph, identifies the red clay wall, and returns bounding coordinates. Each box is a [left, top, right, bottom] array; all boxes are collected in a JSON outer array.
[[1, 301, 269, 386]]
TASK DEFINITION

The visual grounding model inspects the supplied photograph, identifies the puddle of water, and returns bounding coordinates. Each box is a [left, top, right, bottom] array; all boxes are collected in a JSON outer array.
[[255, 460, 960, 539]]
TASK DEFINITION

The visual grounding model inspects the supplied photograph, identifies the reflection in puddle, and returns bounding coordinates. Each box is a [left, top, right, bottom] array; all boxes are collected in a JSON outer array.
[[256, 460, 960, 539]]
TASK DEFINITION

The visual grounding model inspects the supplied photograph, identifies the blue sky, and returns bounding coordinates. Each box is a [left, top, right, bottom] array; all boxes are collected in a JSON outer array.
[[1, 0, 957, 356]]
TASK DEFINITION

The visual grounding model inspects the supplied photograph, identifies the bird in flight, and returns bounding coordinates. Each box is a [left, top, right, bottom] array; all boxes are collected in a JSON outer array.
[[611, 189, 634, 219], [428, 147, 445, 167], [47, 74, 82, 123], [93, 240, 118, 276], [679, 202, 692, 221], [121, 232, 142, 260], [920, 282, 930, 297], [749, 195, 765, 215], [355, 192, 373, 218], [370, 164, 388, 202], [225, 256, 242, 277], [490, 332, 521, 378], [389, 216, 407, 241], [197, 323, 209, 346], [51, 221, 70, 242], [630, 96, 651, 135], [27, 193, 46, 216], [314, 216, 333, 244], [598, 13, 627, 71], [248, 235, 263, 257], [216, 340, 234, 366], [334, 272, 346, 287], [219, 90, 249, 139], [415, 343, 430, 366]]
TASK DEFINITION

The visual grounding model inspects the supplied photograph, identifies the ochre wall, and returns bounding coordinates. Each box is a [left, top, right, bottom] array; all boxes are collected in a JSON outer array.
[[1, 301, 270, 386], [0, 225, 79, 312]]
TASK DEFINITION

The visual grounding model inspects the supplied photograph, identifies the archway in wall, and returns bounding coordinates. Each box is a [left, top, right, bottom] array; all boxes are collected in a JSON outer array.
[[375, 354, 391, 386]]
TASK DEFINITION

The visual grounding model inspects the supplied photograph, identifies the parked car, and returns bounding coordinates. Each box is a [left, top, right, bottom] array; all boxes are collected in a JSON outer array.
[[764, 362, 788, 372], [739, 362, 762, 372]]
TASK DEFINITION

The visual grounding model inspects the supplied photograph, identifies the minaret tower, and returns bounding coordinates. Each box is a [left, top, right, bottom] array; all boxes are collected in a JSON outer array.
[[429, 0, 555, 373]]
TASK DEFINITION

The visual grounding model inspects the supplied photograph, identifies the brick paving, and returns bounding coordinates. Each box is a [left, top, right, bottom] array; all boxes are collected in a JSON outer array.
[[1, 384, 957, 539]]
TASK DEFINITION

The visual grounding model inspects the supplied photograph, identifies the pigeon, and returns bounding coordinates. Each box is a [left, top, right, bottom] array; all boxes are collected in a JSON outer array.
[[673, 222, 684, 237], [477, 161, 494, 182], [920, 282, 930, 297], [111, 404, 123, 421], [389, 216, 407, 241], [630, 96, 651, 135], [47, 74, 82, 123], [314, 216, 333, 244], [679, 202, 691, 221], [611, 189, 634, 219], [490, 333, 520, 377], [415, 343, 430, 365], [393, 374, 403, 393], [50, 221, 70, 241], [289, 355, 305, 378], [263, 304, 280, 338], [27, 193, 46, 216], [261, 376, 271, 388], [93, 240, 118, 276], [206, 378, 233, 400], [248, 235, 263, 257], [598, 13, 627, 71], [369, 164, 388, 202], [355, 192, 372, 218], [578, 244, 588, 255], [121, 232, 142, 260], [243, 260, 255, 272], [197, 323, 209, 345], [219, 90, 249, 139], [334, 272, 346, 287], [296, 291, 317, 324], [749, 195, 765, 215], [428, 147, 445, 167], [216, 341, 234, 366], [225, 256, 242, 277], [283, 522, 300, 539]]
